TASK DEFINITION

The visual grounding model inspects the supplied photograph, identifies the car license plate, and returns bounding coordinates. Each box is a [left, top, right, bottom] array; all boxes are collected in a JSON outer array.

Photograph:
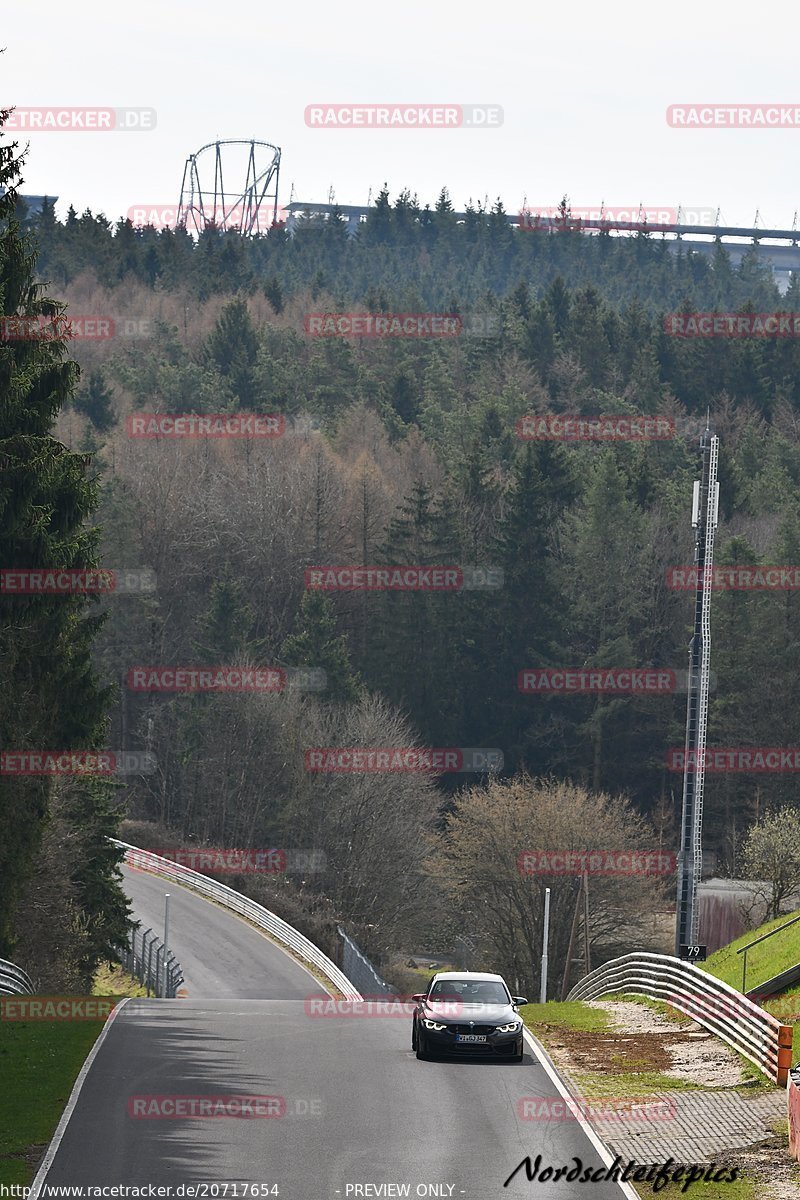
[[456, 1033, 487, 1043]]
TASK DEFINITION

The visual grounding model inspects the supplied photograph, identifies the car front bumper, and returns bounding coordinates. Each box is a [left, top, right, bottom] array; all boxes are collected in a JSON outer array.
[[420, 1025, 523, 1055]]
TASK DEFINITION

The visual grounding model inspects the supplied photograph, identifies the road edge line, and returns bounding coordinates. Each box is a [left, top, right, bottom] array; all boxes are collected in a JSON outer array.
[[28, 996, 132, 1198], [522, 1027, 640, 1199]]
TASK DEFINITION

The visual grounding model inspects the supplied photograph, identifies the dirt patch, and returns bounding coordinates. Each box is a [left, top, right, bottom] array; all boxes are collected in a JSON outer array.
[[539, 1024, 674, 1075], [585, 999, 746, 1087], [735, 1135, 800, 1199]]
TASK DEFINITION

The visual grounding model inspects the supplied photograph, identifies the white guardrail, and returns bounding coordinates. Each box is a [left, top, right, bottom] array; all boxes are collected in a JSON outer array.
[[568, 951, 794, 1086], [113, 840, 361, 999], [0, 957, 34, 996]]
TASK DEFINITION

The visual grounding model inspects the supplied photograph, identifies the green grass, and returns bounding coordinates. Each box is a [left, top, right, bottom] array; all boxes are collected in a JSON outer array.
[[631, 1171, 756, 1198], [0, 961, 149, 1184], [701, 916, 800, 1064], [0, 1018, 108, 1184], [518, 999, 612, 1033], [702, 912, 800, 994], [92, 962, 147, 998], [570, 1069, 708, 1098]]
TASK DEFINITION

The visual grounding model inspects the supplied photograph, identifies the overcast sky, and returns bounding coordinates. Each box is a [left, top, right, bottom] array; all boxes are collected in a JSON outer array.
[[1, 0, 797, 229]]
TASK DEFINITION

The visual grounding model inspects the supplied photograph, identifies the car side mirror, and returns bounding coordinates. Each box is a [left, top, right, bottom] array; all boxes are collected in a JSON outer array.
[[513, 996, 528, 1006], [410, 993, 426, 1002]]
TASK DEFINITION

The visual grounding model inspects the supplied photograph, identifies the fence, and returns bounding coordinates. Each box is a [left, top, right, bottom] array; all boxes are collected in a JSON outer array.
[[113, 840, 359, 999], [119, 925, 184, 998], [0, 957, 34, 996], [337, 927, 395, 996], [567, 951, 794, 1086]]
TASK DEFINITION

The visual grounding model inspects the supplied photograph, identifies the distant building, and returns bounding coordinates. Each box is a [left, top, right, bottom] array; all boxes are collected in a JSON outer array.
[[0, 190, 58, 219]]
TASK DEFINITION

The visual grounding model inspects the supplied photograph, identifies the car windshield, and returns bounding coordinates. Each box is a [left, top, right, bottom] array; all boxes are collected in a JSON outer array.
[[428, 979, 510, 1004]]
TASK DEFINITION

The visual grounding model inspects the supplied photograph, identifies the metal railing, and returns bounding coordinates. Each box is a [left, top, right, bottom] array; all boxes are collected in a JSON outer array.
[[119, 925, 184, 998], [337, 927, 395, 996], [0, 957, 34, 996], [568, 951, 794, 1085], [737, 912, 800, 993], [113, 840, 360, 999]]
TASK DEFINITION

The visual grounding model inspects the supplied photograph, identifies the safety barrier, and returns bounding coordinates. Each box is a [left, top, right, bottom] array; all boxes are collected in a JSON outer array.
[[0, 957, 34, 996], [567, 951, 794, 1085], [114, 840, 360, 999]]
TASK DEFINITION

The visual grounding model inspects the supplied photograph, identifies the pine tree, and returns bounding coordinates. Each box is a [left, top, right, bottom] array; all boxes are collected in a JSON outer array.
[[0, 118, 128, 961], [192, 570, 263, 661], [204, 297, 260, 408], [281, 591, 361, 702], [74, 369, 115, 431]]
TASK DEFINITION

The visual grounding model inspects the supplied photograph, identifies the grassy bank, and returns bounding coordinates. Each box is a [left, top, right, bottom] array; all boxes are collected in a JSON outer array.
[[0, 964, 143, 1185]]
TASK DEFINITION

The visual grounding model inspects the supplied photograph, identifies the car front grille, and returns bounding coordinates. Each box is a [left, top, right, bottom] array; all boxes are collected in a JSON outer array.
[[450, 1024, 496, 1035]]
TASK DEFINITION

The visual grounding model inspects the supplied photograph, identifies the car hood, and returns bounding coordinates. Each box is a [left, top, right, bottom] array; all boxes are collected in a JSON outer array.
[[422, 1001, 519, 1024]]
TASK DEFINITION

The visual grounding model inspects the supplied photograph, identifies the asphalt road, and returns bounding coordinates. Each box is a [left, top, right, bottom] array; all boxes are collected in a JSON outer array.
[[119, 865, 311, 999], [34, 866, 634, 1198]]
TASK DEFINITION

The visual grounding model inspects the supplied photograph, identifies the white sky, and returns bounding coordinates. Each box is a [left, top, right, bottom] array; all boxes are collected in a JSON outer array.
[[1, 0, 798, 229]]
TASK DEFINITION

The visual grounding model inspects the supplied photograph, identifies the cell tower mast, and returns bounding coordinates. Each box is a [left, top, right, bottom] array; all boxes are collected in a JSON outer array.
[[675, 419, 720, 953]]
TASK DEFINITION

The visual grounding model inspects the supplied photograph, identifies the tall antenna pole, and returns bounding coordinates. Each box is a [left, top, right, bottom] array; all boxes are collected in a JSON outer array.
[[675, 418, 720, 953]]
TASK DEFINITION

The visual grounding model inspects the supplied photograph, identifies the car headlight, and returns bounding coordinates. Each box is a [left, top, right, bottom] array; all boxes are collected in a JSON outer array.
[[495, 1021, 522, 1033], [422, 1019, 447, 1031]]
